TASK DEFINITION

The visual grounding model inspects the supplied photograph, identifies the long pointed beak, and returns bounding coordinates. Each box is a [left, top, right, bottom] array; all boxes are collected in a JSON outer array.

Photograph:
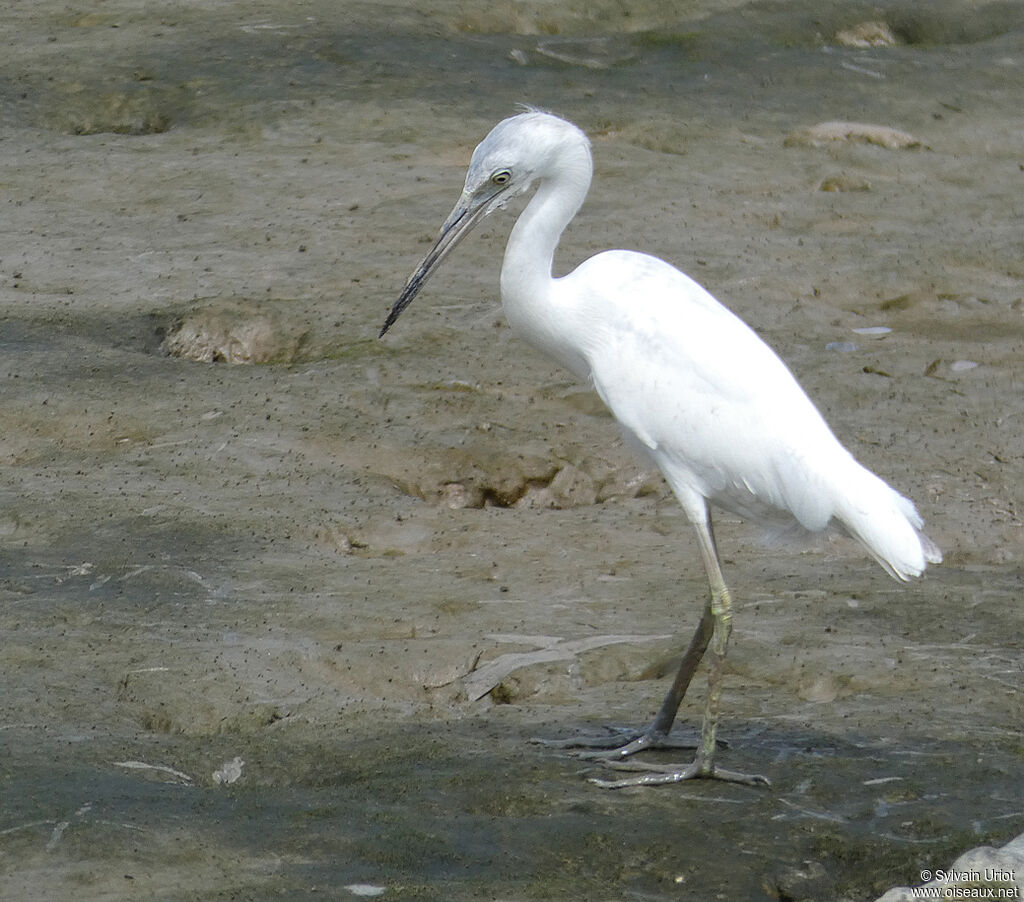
[[379, 191, 497, 338]]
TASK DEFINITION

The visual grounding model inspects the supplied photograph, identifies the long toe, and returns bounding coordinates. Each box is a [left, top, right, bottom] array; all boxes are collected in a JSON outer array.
[[589, 758, 770, 789]]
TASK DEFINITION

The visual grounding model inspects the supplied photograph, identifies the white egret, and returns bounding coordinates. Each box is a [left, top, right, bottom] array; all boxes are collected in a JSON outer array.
[[379, 110, 941, 788]]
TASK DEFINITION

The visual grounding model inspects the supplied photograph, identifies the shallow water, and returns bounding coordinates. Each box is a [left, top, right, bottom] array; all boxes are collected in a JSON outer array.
[[1, 1, 1023, 899]]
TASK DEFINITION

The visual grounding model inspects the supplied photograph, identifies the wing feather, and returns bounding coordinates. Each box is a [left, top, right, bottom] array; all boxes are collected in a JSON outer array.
[[561, 250, 848, 529]]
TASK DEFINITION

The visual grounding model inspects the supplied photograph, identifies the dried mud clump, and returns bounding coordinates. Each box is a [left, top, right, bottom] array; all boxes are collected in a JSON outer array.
[[47, 82, 184, 136], [161, 302, 311, 364], [785, 121, 923, 150], [834, 22, 899, 48], [818, 173, 872, 192]]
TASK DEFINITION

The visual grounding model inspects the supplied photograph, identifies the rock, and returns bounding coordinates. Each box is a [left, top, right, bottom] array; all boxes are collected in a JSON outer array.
[[875, 831, 1024, 901], [212, 756, 245, 785]]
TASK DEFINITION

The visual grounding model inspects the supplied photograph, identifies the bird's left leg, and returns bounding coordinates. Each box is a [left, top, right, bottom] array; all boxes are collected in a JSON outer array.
[[591, 513, 769, 789]]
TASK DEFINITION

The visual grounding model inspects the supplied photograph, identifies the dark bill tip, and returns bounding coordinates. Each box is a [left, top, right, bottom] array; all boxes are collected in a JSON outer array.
[[378, 301, 406, 338], [378, 192, 494, 339], [379, 270, 427, 338]]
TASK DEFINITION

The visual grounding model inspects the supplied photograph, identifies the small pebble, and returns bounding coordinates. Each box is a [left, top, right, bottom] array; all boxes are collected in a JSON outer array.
[[852, 326, 893, 335], [344, 885, 386, 898], [212, 757, 244, 785]]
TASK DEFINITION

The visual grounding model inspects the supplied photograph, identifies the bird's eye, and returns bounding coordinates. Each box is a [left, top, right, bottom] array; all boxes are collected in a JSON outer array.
[[491, 169, 512, 186]]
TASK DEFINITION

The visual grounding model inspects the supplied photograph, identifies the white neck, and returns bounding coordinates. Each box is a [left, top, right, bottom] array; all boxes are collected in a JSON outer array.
[[499, 140, 593, 372]]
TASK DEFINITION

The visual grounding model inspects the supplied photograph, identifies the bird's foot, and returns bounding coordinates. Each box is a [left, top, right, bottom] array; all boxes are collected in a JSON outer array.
[[532, 725, 709, 760], [588, 757, 770, 790]]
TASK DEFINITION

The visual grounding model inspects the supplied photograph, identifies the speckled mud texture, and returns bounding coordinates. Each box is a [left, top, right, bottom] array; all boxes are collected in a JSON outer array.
[[1, 1, 1022, 900]]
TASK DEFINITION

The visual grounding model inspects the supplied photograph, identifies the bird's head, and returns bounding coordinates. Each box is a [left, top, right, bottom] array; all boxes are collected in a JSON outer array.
[[378, 110, 590, 337]]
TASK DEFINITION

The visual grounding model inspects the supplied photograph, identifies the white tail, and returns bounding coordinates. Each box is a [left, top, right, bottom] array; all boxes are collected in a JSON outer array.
[[835, 464, 942, 581]]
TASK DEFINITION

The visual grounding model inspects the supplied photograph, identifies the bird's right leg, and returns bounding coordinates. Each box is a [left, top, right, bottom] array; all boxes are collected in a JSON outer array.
[[590, 514, 769, 788], [533, 567, 716, 757]]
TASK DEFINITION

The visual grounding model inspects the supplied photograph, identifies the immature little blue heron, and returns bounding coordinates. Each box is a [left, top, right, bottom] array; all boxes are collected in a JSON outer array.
[[379, 110, 941, 788]]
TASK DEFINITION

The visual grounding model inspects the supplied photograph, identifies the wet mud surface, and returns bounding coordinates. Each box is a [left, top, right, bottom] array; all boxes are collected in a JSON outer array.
[[1, 1, 1022, 899]]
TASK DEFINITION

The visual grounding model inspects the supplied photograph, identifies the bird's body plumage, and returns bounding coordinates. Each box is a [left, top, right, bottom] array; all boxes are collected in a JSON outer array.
[[381, 109, 940, 786], [551, 248, 936, 579], [491, 113, 937, 581]]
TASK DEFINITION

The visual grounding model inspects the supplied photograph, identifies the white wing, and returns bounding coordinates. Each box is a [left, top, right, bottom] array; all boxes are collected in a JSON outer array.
[[555, 249, 938, 577], [559, 251, 865, 531]]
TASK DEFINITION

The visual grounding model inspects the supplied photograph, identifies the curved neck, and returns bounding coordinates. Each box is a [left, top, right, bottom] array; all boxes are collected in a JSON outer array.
[[499, 140, 593, 364]]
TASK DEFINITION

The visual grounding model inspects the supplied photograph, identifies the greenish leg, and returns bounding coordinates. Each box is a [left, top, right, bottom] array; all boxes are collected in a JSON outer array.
[[697, 554, 733, 774], [591, 514, 769, 789]]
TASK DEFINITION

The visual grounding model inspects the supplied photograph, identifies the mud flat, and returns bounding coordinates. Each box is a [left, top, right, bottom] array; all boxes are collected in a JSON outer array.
[[1, 1, 1021, 899]]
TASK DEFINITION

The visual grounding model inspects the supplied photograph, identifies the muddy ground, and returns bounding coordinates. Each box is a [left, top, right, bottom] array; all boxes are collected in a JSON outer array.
[[1, 1, 1022, 900]]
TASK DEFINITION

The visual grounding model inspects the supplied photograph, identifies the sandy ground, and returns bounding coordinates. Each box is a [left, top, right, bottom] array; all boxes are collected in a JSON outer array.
[[1, 1, 1022, 899]]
